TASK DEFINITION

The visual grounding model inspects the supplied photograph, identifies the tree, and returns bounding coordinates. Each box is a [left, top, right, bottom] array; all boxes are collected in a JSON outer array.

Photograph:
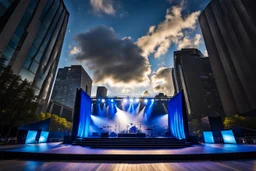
[[224, 114, 256, 130], [0, 67, 38, 136]]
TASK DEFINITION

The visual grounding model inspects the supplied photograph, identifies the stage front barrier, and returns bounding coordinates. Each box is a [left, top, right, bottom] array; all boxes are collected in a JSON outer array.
[[168, 91, 188, 140]]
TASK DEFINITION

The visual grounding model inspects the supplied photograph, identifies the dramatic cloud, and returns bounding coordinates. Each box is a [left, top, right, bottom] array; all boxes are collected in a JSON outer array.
[[121, 88, 131, 94], [137, 5, 200, 58], [177, 34, 201, 50], [74, 26, 151, 87], [151, 67, 174, 96], [69, 46, 80, 56], [90, 0, 116, 15]]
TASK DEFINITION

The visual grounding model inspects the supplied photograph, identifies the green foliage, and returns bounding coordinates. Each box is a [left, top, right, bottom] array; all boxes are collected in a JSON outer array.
[[0, 67, 37, 136], [224, 114, 256, 130], [38, 112, 72, 133]]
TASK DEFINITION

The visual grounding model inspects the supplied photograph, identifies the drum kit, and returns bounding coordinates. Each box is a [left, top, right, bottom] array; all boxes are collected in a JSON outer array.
[[99, 123, 159, 137]]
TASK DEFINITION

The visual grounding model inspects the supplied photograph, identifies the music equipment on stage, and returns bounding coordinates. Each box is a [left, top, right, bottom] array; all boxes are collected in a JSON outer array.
[[129, 126, 138, 134], [92, 132, 99, 137], [100, 132, 109, 138]]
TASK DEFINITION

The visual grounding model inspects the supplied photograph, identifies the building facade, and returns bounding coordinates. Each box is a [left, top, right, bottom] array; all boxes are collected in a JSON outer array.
[[47, 101, 73, 122], [96, 86, 108, 98], [199, 0, 256, 116], [51, 65, 92, 109], [0, 0, 69, 113], [173, 49, 224, 120]]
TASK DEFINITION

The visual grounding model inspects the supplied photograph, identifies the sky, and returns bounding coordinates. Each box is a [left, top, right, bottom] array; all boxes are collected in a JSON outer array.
[[58, 0, 210, 97]]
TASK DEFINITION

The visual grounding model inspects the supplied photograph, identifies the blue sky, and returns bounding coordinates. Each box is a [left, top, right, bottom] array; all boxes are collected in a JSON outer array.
[[59, 0, 210, 97]]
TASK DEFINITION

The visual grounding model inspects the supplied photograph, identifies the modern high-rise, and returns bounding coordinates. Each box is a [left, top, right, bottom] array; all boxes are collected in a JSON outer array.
[[0, 0, 69, 113], [51, 65, 92, 109], [199, 0, 256, 116], [173, 49, 224, 120], [96, 86, 108, 98]]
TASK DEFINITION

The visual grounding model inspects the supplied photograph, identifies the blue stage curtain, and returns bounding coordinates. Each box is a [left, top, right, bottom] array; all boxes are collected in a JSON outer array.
[[77, 89, 92, 138], [168, 91, 186, 140]]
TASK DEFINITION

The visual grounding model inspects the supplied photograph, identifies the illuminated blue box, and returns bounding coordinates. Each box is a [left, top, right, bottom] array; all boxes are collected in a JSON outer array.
[[39, 131, 49, 143], [221, 130, 236, 144], [25, 130, 37, 144], [203, 131, 214, 143]]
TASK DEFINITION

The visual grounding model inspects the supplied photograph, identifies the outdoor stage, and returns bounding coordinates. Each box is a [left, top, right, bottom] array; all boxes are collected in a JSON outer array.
[[0, 143, 256, 161]]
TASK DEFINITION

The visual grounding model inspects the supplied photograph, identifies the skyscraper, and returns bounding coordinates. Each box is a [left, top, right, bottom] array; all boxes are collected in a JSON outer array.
[[51, 65, 92, 109], [0, 0, 69, 113], [96, 86, 108, 98], [173, 49, 224, 120], [199, 0, 256, 116]]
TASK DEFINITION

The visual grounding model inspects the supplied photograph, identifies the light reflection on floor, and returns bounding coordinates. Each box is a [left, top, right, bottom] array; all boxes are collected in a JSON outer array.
[[0, 159, 255, 171], [1, 143, 256, 155]]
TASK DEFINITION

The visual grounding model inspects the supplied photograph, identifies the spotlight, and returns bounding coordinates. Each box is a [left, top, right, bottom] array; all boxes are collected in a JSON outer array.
[[144, 99, 148, 103], [110, 99, 114, 102], [151, 99, 155, 102], [135, 98, 140, 103], [123, 99, 128, 103], [130, 99, 134, 103], [101, 99, 105, 103]]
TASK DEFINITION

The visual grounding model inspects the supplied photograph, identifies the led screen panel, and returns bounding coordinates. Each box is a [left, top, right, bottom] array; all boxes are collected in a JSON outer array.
[[39, 131, 49, 143], [203, 131, 214, 143], [25, 130, 37, 144], [221, 130, 236, 144]]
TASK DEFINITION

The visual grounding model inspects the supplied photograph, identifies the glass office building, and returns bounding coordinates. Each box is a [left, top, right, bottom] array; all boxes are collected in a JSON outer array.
[[0, 0, 69, 113]]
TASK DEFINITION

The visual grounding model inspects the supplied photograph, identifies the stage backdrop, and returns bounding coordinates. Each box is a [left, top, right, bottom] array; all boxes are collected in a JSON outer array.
[[168, 91, 188, 140], [72, 88, 92, 138]]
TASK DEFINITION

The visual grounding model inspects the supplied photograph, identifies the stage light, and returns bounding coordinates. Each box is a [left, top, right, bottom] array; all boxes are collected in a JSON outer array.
[[110, 99, 114, 102], [151, 99, 155, 103], [123, 98, 128, 103], [130, 99, 134, 103], [144, 99, 148, 103], [101, 99, 105, 103], [135, 98, 140, 103]]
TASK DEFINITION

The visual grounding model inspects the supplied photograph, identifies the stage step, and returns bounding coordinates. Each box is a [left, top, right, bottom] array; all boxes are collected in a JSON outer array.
[[72, 138, 190, 148]]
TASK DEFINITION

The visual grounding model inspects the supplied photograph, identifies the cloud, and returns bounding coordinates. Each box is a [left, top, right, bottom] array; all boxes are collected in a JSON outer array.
[[177, 34, 201, 50], [69, 46, 80, 56], [74, 26, 151, 87], [136, 5, 200, 58], [142, 90, 150, 96], [90, 0, 116, 15], [151, 67, 174, 96], [121, 88, 131, 94]]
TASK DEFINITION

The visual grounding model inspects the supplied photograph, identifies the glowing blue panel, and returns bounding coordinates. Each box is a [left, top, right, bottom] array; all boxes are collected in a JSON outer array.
[[168, 91, 186, 140], [25, 130, 37, 144], [203, 131, 214, 143], [77, 89, 92, 138], [39, 131, 49, 143], [221, 130, 236, 144]]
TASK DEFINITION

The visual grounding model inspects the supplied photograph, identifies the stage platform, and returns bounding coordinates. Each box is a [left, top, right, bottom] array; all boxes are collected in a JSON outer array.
[[72, 137, 190, 148], [0, 143, 256, 161]]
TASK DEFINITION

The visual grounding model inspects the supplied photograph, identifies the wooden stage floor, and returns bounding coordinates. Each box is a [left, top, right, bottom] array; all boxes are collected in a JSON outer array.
[[0, 159, 256, 171]]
